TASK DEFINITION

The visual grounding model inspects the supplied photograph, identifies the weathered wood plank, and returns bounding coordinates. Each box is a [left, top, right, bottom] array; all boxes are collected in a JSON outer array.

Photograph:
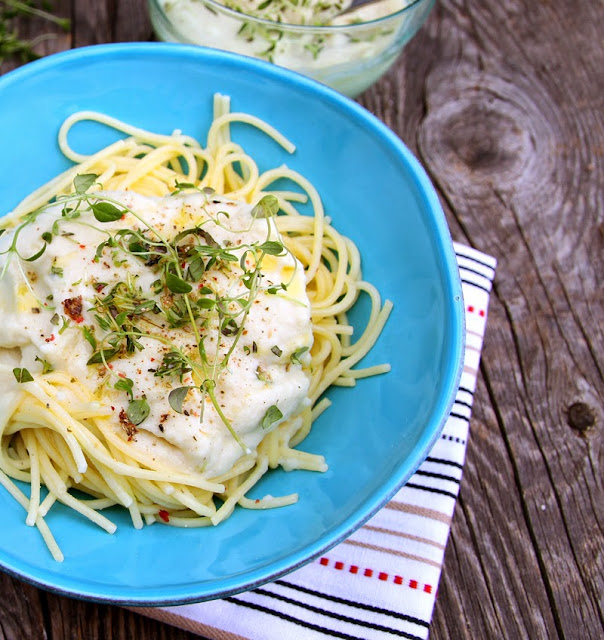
[[71, 0, 152, 47], [0, 571, 46, 640], [40, 592, 203, 640]]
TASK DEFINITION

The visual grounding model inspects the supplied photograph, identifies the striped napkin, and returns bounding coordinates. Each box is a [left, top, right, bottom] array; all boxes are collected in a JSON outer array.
[[134, 243, 496, 640]]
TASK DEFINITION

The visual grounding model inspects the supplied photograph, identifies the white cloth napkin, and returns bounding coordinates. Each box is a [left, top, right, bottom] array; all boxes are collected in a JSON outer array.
[[133, 243, 496, 640]]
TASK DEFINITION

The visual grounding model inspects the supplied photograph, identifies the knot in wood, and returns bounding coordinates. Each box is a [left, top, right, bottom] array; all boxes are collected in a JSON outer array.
[[418, 66, 559, 200], [445, 107, 521, 173], [566, 402, 596, 432]]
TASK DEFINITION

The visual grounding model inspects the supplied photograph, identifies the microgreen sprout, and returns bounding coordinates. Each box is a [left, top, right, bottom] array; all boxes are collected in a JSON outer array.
[[35, 355, 54, 374]]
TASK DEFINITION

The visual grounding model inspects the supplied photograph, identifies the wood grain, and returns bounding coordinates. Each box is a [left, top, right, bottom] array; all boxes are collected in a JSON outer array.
[[369, 1, 604, 638], [1, 0, 602, 638]]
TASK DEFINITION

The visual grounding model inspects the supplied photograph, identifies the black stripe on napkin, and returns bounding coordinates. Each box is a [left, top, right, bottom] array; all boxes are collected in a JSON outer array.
[[225, 596, 423, 640], [252, 587, 425, 640], [425, 456, 463, 470], [274, 580, 430, 629], [414, 470, 460, 485], [449, 411, 470, 423], [454, 249, 496, 273], [460, 278, 491, 294], [405, 483, 458, 500], [458, 263, 494, 281], [454, 399, 473, 411]]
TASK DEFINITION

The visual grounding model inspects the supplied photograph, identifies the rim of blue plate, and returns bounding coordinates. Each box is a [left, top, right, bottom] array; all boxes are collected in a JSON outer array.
[[0, 42, 465, 605]]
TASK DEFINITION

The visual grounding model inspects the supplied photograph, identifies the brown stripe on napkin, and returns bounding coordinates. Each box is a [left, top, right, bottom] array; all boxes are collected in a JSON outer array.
[[384, 501, 453, 525], [342, 539, 443, 569]]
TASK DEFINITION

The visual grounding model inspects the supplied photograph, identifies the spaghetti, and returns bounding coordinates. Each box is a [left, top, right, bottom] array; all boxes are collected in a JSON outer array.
[[0, 94, 392, 561]]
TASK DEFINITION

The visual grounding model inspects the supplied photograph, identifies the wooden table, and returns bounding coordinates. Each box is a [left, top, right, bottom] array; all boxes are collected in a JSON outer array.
[[1, 1, 602, 638]]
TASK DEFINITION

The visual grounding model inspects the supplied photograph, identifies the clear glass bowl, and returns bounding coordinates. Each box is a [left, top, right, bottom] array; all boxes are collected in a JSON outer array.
[[148, 0, 435, 97]]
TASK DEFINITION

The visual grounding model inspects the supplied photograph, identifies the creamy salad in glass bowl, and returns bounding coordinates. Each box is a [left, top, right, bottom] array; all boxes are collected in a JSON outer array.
[[148, 0, 435, 97]]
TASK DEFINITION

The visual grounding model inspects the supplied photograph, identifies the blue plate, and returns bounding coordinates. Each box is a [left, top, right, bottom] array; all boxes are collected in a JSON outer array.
[[0, 43, 464, 604]]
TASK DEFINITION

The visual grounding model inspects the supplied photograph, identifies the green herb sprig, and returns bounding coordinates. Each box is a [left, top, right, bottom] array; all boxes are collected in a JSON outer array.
[[0, 1, 70, 66]]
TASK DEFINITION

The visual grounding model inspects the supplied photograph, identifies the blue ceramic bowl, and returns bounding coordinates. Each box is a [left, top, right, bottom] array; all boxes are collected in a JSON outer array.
[[0, 43, 463, 604]]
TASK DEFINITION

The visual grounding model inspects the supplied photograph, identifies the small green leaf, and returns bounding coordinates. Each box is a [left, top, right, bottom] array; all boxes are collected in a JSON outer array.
[[87, 348, 119, 365], [62, 207, 81, 221], [114, 311, 128, 326], [50, 263, 63, 277], [271, 345, 282, 357], [252, 194, 279, 218], [74, 173, 98, 194], [168, 386, 191, 414], [188, 256, 205, 282], [165, 272, 193, 294], [128, 241, 149, 259], [262, 405, 283, 430], [91, 202, 124, 223], [127, 397, 150, 426], [258, 240, 284, 256], [197, 297, 215, 309], [82, 326, 96, 350], [13, 368, 34, 383], [291, 346, 309, 365], [114, 377, 134, 400], [41, 231, 53, 244]]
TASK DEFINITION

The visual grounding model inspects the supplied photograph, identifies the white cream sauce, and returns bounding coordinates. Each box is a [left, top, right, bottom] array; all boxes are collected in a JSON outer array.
[[0, 192, 313, 478]]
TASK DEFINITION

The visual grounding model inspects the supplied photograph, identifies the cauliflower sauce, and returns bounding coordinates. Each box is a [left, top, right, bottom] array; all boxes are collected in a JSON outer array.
[[0, 192, 313, 479]]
